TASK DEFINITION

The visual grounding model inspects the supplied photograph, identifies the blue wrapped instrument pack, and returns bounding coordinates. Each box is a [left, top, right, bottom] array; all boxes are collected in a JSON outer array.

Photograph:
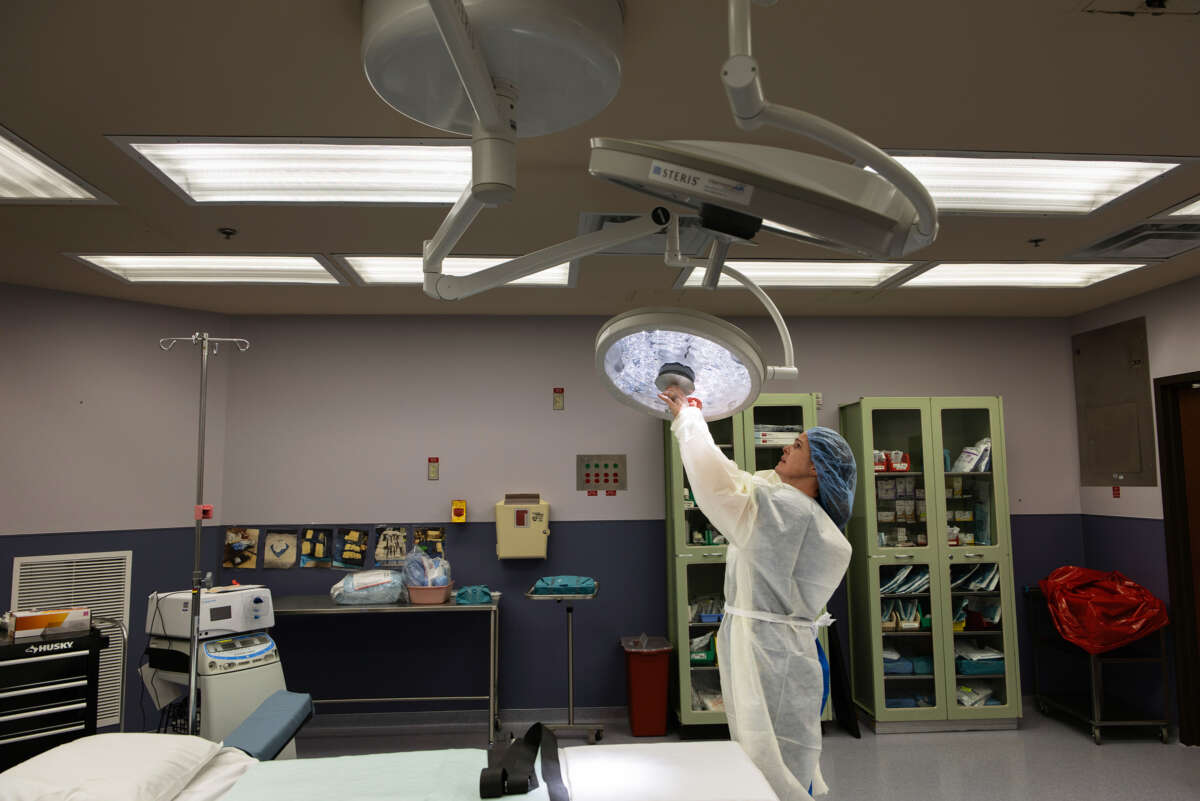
[[456, 585, 493, 605], [531, 576, 596, 596]]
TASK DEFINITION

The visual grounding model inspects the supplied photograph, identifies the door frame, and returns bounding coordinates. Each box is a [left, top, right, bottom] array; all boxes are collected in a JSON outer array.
[[1153, 370, 1200, 745]]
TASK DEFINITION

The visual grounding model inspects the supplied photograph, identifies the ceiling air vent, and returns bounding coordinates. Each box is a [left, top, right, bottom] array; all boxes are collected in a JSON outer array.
[[1073, 222, 1200, 259], [568, 213, 716, 276], [1081, 1, 1200, 15]]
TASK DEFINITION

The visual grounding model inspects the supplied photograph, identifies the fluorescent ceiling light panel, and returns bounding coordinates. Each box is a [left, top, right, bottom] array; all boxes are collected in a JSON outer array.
[[120, 140, 471, 203], [341, 256, 569, 286], [73, 255, 338, 284], [905, 263, 1146, 288], [1167, 196, 1200, 217], [0, 126, 97, 200], [684, 261, 911, 288], [888, 155, 1178, 214]]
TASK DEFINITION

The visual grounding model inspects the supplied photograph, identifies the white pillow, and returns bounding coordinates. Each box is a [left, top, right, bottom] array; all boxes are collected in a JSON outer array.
[[0, 733, 222, 801]]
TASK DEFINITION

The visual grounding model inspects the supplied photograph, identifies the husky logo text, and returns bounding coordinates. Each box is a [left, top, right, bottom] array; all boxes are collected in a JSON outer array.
[[25, 641, 74, 655]]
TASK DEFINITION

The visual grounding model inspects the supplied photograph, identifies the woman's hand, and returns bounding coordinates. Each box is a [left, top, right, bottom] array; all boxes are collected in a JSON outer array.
[[657, 385, 688, 418]]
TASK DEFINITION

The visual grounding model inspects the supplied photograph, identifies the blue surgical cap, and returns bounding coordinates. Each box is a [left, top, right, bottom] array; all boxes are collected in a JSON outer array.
[[806, 426, 857, 531]]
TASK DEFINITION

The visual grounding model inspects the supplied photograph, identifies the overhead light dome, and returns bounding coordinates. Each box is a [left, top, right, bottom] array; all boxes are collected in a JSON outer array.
[[595, 308, 765, 421]]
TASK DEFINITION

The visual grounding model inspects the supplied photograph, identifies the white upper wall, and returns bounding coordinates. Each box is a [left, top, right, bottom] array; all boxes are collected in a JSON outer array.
[[1070, 273, 1200, 519], [1, 285, 1084, 533], [218, 313, 1080, 524], [0, 285, 230, 535]]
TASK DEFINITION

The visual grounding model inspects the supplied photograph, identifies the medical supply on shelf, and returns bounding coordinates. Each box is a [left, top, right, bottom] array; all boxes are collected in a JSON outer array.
[[6, 607, 91, 640], [690, 595, 724, 622], [455, 585, 493, 605], [330, 570, 407, 605], [146, 586, 273, 640], [951, 437, 992, 473], [689, 632, 716, 666], [956, 683, 996, 707], [682, 487, 696, 509], [496, 492, 550, 559]]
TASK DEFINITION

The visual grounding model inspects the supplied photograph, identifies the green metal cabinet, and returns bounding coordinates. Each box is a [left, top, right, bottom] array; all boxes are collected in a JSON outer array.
[[664, 393, 827, 728], [840, 397, 1021, 732]]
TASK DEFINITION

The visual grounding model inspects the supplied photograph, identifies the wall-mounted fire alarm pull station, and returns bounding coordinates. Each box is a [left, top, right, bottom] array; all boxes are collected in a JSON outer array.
[[496, 493, 549, 559]]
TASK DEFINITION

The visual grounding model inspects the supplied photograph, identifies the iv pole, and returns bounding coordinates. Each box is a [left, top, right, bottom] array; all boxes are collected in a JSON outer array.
[[159, 332, 250, 736]]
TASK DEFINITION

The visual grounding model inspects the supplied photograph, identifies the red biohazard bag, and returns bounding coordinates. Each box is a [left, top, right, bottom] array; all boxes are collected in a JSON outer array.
[[1038, 566, 1168, 655]]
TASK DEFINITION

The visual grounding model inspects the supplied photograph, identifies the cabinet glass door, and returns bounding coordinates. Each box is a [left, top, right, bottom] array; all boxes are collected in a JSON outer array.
[[940, 558, 1021, 719], [932, 399, 1009, 553], [676, 558, 728, 725], [667, 416, 742, 554], [741, 394, 813, 473], [863, 400, 937, 555], [874, 556, 948, 720]]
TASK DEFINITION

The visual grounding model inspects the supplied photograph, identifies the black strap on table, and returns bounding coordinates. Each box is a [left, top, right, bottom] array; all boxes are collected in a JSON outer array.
[[480, 722, 569, 801]]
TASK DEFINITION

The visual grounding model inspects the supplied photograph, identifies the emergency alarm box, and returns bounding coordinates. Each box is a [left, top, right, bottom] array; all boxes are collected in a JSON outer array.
[[496, 493, 549, 559]]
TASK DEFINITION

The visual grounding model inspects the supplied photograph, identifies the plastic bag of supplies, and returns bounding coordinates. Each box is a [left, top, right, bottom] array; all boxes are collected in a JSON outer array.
[[330, 570, 408, 605]]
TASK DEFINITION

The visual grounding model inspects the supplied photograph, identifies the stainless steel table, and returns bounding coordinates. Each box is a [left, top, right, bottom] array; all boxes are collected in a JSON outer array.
[[273, 592, 501, 744]]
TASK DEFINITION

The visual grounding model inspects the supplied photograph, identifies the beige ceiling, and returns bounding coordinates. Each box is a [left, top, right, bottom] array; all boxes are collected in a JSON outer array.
[[2, 0, 1199, 318]]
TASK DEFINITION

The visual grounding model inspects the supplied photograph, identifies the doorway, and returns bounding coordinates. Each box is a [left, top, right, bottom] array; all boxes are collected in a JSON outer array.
[[1154, 371, 1200, 746]]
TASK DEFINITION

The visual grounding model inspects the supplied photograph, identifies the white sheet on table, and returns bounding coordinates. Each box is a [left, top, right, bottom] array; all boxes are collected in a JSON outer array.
[[560, 741, 779, 801], [173, 747, 255, 801], [213, 748, 550, 801]]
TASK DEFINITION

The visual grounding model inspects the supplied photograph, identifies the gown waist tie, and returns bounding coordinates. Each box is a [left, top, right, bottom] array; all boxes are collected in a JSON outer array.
[[723, 607, 834, 639]]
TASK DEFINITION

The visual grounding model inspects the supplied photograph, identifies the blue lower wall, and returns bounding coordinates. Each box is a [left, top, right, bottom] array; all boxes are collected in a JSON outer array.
[[0, 513, 1175, 731]]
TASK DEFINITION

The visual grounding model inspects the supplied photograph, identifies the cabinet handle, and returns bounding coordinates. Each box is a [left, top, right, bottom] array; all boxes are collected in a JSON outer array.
[[962, 552, 984, 559], [676, 554, 695, 559], [893, 554, 914, 560], [701, 552, 724, 558]]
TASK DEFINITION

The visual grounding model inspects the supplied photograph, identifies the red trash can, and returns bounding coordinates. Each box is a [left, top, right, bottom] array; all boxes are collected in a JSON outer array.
[[620, 634, 674, 736]]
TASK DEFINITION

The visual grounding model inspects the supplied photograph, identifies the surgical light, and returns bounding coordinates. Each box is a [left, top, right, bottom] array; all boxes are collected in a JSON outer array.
[[69, 255, 340, 284], [111, 138, 472, 204], [596, 308, 765, 422], [0, 125, 100, 202], [339, 256, 569, 286], [904, 262, 1146, 288], [887, 154, 1179, 214], [680, 260, 912, 288]]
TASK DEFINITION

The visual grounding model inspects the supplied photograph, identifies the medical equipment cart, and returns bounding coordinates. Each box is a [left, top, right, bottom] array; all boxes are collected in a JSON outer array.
[[273, 593, 502, 745], [1024, 587, 1169, 744], [525, 581, 603, 744], [0, 627, 108, 770], [840, 397, 1021, 732], [664, 393, 829, 733]]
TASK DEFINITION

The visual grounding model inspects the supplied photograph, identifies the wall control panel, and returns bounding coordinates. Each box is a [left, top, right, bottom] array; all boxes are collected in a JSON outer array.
[[577, 454, 627, 491]]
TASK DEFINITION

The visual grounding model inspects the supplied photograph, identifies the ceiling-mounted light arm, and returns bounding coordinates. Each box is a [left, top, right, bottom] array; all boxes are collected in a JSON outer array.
[[719, 264, 797, 381], [721, 0, 938, 255], [426, 208, 672, 300], [661, 216, 796, 380]]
